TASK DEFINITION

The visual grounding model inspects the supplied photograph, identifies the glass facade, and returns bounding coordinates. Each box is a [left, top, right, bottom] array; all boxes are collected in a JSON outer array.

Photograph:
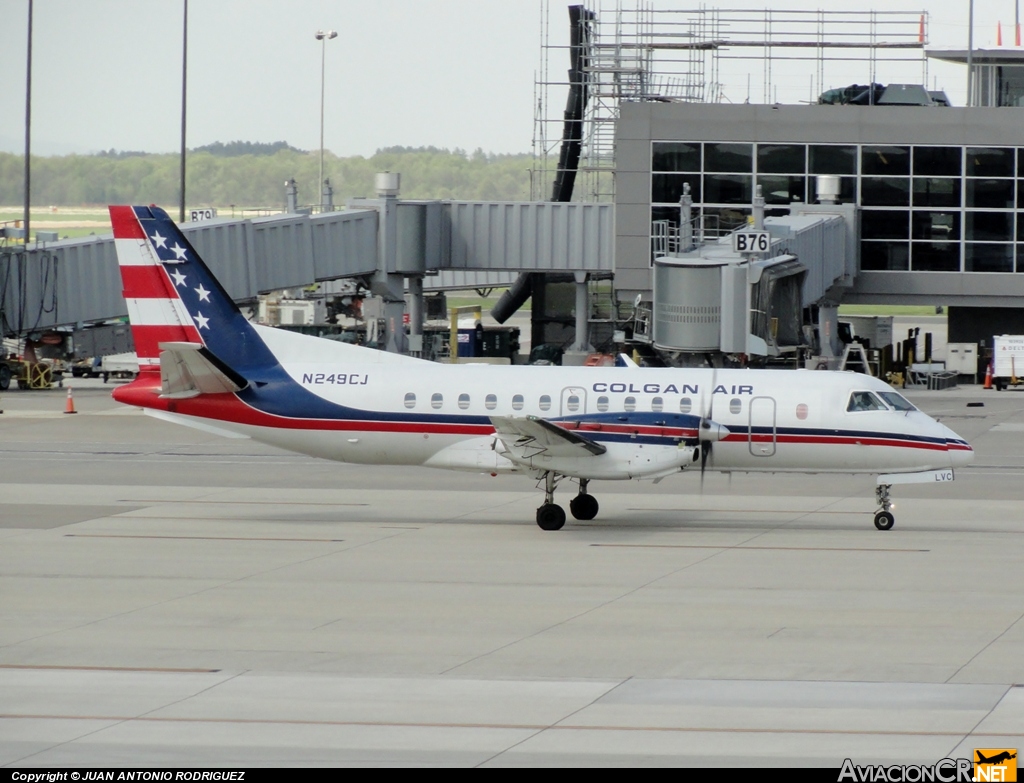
[[652, 141, 1024, 273]]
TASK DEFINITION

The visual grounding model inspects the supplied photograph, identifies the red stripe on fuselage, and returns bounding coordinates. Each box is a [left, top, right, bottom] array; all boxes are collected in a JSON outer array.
[[110, 206, 146, 239], [563, 420, 698, 439], [120, 264, 177, 300], [114, 379, 955, 455], [114, 378, 495, 435], [734, 432, 948, 452]]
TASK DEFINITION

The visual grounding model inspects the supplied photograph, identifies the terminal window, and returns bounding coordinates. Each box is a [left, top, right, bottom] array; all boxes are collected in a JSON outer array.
[[651, 141, 1024, 273]]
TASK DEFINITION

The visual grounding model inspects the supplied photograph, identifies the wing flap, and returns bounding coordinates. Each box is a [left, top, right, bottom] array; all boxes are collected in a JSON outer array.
[[158, 341, 248, 398], [490, 415, 607, 458]]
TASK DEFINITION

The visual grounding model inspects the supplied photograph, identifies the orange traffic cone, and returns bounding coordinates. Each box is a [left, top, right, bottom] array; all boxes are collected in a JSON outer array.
[[983, 361, 993, 390], [64, 387, 77, 414]]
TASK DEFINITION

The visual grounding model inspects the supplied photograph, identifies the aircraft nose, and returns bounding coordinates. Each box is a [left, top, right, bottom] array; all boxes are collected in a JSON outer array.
[[940, 423, 974, 468]]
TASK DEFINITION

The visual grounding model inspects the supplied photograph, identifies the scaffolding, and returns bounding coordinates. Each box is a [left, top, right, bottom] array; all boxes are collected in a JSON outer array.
[[532, 2, 931, 203]]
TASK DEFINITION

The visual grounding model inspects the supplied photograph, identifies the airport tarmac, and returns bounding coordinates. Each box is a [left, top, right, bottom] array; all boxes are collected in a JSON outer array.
[[1, 379, 1022, 767]]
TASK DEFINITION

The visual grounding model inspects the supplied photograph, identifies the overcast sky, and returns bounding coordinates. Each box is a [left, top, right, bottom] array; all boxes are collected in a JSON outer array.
[[1, 0, 1015, 157]]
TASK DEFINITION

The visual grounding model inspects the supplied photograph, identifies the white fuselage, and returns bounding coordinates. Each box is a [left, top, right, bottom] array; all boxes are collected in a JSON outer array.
[[146, 327, 971, 482]]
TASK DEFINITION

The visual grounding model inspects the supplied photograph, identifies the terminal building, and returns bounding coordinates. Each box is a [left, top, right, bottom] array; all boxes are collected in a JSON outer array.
[[613, 99, 1024, 347]]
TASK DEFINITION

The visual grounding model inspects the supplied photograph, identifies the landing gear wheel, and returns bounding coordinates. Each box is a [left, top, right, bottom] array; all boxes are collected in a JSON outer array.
[[536, 503, 566, 531], [569, 493, 599, 521], [0, 364, 10, 391], [874, 511, 895, 531]]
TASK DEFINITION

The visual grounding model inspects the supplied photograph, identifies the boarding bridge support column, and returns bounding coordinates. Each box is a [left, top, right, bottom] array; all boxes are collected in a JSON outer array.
[[373, 172, 408, 355], [819, 303, 840, 360], [407, 276, 424, 356], [572, 272, 592, 353]]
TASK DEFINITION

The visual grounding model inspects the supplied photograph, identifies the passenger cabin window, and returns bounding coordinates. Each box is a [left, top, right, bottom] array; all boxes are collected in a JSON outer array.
[[458, 393, 470, 410], [847, 391, 888, 412], [404, 393, 416, 409], [680, 397, 692, 413], [624, 396, 637, 412], [796, 403, 809, 420], [539, 395, 552, 411], [512, 394, 524, 411], [729, 398, 742, 414], [651, 396, 664, 412], [431, 393, 443, 410], [485, 394, 497, 410], [597, 396, 610, 412], [566, 395, 580, 412], [878, 391, 916, 411]]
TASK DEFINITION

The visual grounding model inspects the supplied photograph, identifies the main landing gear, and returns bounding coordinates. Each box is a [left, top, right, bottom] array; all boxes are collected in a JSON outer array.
[[874, 484, 895, 531], [535, 473, 600, 530]]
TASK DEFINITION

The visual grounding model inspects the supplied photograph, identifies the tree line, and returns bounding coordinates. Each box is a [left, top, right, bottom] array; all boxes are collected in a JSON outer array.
[[0, 145, 534, 207]]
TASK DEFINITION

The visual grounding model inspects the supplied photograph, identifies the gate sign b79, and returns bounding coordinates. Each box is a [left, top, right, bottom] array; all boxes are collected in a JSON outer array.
[[732, 230, 771, 254]]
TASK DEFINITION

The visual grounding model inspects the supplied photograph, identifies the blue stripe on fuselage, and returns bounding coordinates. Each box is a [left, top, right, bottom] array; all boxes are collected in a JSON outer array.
[[235, 376, 947, 449]]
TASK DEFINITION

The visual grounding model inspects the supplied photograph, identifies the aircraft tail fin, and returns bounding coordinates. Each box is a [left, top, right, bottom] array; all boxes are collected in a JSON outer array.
[[109, 205, 279, 378]]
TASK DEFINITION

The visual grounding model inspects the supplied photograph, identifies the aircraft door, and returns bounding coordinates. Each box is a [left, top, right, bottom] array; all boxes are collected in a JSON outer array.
[[560, 386, 587, 417], [748, 396, 777, 457]]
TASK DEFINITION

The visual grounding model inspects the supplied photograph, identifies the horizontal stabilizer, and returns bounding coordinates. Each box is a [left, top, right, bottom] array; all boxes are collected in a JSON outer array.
[[159, 341, 249, 398], [490, 415, 607, 458]]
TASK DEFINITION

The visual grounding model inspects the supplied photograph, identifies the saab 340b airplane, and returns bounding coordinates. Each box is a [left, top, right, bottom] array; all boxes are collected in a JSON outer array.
[[109, 205, 974, 531]]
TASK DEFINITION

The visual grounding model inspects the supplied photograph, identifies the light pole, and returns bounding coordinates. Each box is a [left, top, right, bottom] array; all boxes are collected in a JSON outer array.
[[180, 0, 188, 223], [315, 29, 337, 210], [24, 0, 33, 244]]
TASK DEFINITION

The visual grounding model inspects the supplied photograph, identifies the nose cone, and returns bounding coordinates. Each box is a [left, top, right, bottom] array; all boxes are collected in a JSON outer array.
[[940, 423, 974, 468], [700, 420, 730, 443]]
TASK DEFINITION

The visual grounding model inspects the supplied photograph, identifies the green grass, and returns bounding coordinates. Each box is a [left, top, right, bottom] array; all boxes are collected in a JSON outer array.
[[838, 304, 944, 316], [1, 207, 112, 241]]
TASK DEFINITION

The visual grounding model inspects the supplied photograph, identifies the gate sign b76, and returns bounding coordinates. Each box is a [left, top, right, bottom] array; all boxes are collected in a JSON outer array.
[[732, 230, 771, 254]]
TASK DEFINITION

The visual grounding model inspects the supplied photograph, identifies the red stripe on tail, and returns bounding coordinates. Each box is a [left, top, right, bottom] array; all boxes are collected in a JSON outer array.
[[130, 324, 204, 360], [120, 265, 177, 300], [110, 206, 146, 239]]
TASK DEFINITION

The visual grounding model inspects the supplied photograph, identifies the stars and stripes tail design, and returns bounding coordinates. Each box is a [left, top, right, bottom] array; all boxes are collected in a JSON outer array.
[[110, 205, 203, 371], [109, 205, 278, 376]]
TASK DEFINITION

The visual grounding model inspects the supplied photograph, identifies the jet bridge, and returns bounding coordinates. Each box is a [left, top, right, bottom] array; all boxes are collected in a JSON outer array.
[[0, 197, 612, 347], [642, 206, 852, 362]]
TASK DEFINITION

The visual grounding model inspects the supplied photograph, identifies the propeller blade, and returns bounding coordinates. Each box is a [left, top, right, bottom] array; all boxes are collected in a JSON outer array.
[[700, 363, 718, 492], [707, 363, 717, 421]]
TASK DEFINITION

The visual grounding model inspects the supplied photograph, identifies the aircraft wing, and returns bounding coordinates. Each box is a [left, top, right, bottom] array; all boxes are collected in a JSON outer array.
[[158, 341, 249, 398], [490, 415, 607, 458]]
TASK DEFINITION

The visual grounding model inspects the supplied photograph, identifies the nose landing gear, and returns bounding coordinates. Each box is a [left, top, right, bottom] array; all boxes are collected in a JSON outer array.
[[874, 484, 895, 530]]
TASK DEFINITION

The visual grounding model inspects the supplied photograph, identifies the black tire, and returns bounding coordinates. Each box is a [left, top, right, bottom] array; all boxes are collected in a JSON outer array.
[[0, 364, 10, 391], [874, 511, 895, 531], [536, 503, 566, 531], [569, 493, 599, 521]]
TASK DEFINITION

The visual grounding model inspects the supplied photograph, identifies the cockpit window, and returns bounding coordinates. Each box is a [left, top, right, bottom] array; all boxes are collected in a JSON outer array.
[[878, 391, 917, 412], [847, 391, 888, 412]]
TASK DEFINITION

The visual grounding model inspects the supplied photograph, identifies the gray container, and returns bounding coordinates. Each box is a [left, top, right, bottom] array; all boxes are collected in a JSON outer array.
[[653, 258, 722, 351]]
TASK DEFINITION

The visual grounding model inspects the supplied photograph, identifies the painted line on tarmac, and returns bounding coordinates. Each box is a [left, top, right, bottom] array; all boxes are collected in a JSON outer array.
[[64, 534, 346, 543], [0, 711, 1020, 738], [0, 664, 219, 673], [592, 543, 929, 553]]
